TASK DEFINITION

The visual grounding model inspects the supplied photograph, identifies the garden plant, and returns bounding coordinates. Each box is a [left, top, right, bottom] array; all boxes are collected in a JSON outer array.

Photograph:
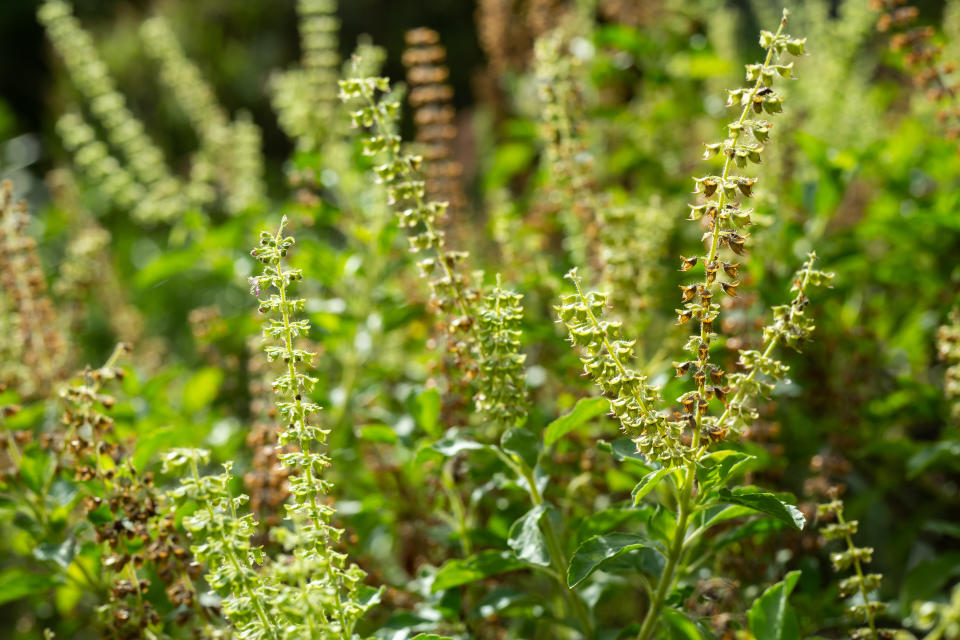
[[1, 0, 960, 639]]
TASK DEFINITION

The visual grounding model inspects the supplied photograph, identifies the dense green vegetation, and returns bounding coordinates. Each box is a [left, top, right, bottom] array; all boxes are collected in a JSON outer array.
[[1, 1, 959, 638]]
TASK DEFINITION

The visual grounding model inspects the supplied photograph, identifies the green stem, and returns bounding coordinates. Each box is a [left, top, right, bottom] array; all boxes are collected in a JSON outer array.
[[441, 459, 473, 556], [636, 463, 695, 640], [837, 507, 878, 639], [519, 464, 594, 639]]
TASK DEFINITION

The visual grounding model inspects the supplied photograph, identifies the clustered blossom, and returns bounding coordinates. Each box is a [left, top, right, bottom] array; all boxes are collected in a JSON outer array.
[[818, 488, 891, 640], [141, 14, 267, 214], [402, 27, 466, 216], [474, 275, 529, 426], [339, 76, 480, 380], [165, 220, 375, 640], [598, 200, 672, 334], [557, 268, 689, 466], [0, 180, 68, 396], [3, 342, 215, 638], [65, 353, 213, 638], [164, 448, 278, 639], [936, 308, 960, 424], [249, 218, 371, 637], [716, 254, 834, 439], [41, 0, 265, 220], [271, 0, 341, 151], [872, 0, 960, 140], [677, 11, 805, 447], [558, 11, 811, 467], [39, 0, 185, 222], [533, 15, 597, 270]]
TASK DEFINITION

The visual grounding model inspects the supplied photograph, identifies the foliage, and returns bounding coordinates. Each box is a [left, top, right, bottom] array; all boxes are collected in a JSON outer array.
[[1, 1, 959, 640]]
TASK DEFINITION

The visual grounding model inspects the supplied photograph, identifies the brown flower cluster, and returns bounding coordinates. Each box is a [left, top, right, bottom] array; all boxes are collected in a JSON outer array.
[[936, 308, 960, 423], [94, 469, 210, 638], [402, 28, 466, 218], [243, 338, 292, 534], [873, 0, 960, 139], [598, 0, 661, 28], [475, 0, 532, 76], [0, 180, 68, 396]]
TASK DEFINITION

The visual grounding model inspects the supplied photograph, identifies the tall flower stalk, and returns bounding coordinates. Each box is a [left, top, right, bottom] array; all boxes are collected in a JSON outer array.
[[339, 75, 481, 389], [249, 217, 372, 638], [557, 11, 820, 639], [818, 488, 887, 639]]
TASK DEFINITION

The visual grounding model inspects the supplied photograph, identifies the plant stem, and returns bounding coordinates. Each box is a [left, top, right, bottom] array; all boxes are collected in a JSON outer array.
[[520, 464, 594, 639], [837, 508, 878, 639], [441, 459, 472, 555], [636, 462, 695, 640]]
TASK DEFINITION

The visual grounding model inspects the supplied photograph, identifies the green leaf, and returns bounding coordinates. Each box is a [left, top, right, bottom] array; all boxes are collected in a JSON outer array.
[[747, 570, 802, 640], [696, 450, 755, 492], [134, 247, 203, 289], [410, 389, 441, 437], [507, 504, 551, 567], [182, 366, 223, 413], [714, 517, 785, 550], [717, 488, 805, 530], [18, 448, 54, 494], [662, 608, 703, 639], [900, 552, 960, 609], [702, 504, 757, 530], [431, 551, 526, 592], [471, 588, 534, 619], [356, 584, 384, 611], [34, 537, 77, 568], [359, 424, 398, 444], [567, 533, 663, 588], [134, 425, 175, 471], [907, 439, 960, 477], [501, 427, 540, 469], [0, 568, 61, 605], [632, 468, 673, 505], [544, 397, 609, 446], [410, 635, 456, 640]]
